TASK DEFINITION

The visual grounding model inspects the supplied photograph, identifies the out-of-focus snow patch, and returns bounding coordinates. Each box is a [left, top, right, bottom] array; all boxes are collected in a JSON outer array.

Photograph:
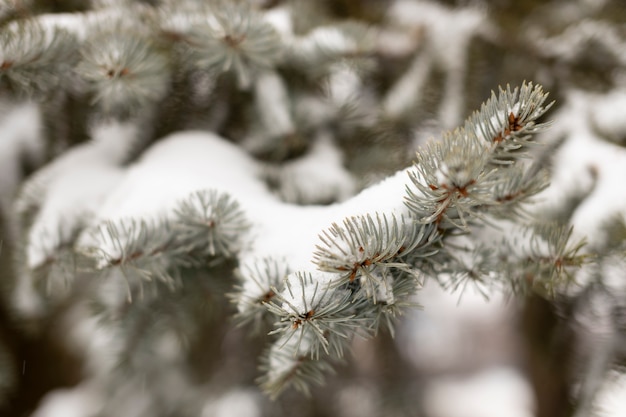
[[0, 101, 45, 315], [11, 269, 44, 319], [33, 7, 139, 42], [532, 20, 626, 66], [295, 26, 358, 59], [62, 300, 123, 377], [594, 371, 626, 417], [376, 26, 421, 58], [325, 64, 362, 108], [532, 89, 626, 250], [263, 5, 292, 39], [382, 39, 431, 120], [254, 70, 294, 140], [25, 163, 124, 268], [589, 89, 626, 143], [422, 367, 534, 417], [30, 383, 104, 417], [0, 101, 44, 220], [22, 121, 136, 268], [398, 280, 519, 373], [276, 132, 356, 204], [36, 12, 91, 40], [201, 389, 262, 417], [384, 0, 492, 126]]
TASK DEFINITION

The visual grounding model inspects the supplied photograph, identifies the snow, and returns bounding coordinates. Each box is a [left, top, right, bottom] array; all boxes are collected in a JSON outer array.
[[254, 70, 294, 138], [0, 101, 45, 317], [77, 128, 413, 279], [532, 20, 626, 66], [326, 64, 362, 107], [76, 130, 267, 258], [202, 389, 262, 417], [594, 371, 626, 417], [263, 5, 293, 39], [376, 27, 420, 58], [0, 100, 44, 224], [267, 329, 316, 382], [292, 93, 335, 130], [279, 271, 336, 315], [36, 13, 91, 40], [30, 383, 104, 417], [236, 256, 290, 314], [422, 367, 534, 417], [23, 121, 136, 268], [589, 89, 626, 143], [384, 0, 492, 127], [242, 166, 411, 274], [276, 132, 356, 204], [34, 8, 136, 42], [61, 300, 123, 376], [297, 26, 358, 57], [532, 89, 626, 250], [383, 51, 432, 119]]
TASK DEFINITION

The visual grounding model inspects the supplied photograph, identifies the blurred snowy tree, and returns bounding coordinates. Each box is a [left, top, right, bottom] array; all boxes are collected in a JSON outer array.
[[1, 1, 626, 417]]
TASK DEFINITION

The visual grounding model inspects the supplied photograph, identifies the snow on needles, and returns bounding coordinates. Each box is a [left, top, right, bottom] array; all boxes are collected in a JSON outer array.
[[76, 129, 412, 278], [22, 121, 135, 268]]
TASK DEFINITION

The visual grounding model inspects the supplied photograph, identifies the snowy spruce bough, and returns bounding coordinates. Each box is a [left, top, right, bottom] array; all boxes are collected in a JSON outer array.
[[2, 0, 618, 410], [21, 79, 584, 397]]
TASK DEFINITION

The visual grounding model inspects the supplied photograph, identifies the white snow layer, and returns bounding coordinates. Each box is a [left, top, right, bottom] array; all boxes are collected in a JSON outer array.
[[77, 130, 412, 275], [23, 121, 136, 268]]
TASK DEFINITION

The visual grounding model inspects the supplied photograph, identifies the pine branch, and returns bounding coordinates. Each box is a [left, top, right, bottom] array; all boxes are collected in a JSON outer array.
[[464, 82, 554, 162], [503, 223, 590, 298], [80, 189, 249, 300], [313, 213, 438, 301], [173, 190, 250, 260], [77, 23, 171, 116], [258, 339, 337, 400], [0, 0, 31, 25], [186, 1, 283, 89], [265, 271, 364, 359], [230, 256, 290, 332], [405, 82, 553, 230], [0, 19, 78, 95], [256, 83, 561, 398]]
